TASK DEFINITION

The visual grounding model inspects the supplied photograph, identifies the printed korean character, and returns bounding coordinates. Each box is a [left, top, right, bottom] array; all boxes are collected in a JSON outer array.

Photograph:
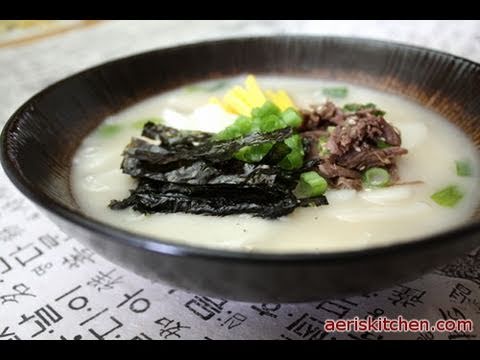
[[1, 197, 29, 214], [38, 234, 60, 250], [316, 299, 358, 319], [9, 242, 43, 267], [55, 285, 91, 312], [438, 307, 476, 340], [184, 296, 227, 320], [0, 257, 12, 275], [116, 289, 150, 313], [449, 283, 472, 304], [55, 285, 98, 340], [0, 225, 23, 242], [250, 303, 281, 318], [0, 326, 21, 340], [62, 246, 95, 269], [59, 334, 84, 340], [388, 285, 426, 308], [0, 283, 36, 305], [155, 317, 190, 339], [281, 313, 329, 340], [220, 313, 247, 330], [79, 308, 123, 340], [365, 308, 385, 320], [31, 262, 53, 277], [18, 304, 63, 338], [131, 332, 153, 340], [87, 268, 123, 292]]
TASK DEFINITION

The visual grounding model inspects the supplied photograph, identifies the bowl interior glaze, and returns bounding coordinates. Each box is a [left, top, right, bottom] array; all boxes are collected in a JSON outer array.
[[2, 36, 480, 302]]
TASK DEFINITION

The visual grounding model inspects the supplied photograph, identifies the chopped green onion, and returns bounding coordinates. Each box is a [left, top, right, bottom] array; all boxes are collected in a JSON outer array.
[[251, 101, 281, 118], [98, 124, 122, 137], [343, 103, 363, 112], [294, 171, 328, 198], [216, 101, 305, 167], [234, 143, 273, 163], [215, 116, 252, 140], [343, 102, 386, 116], [376, 139, 391, 149], [455, 160, 472, 177], [362, 167, 391, 188], [317, 135, 330, 156], [281, 107, 302, 128], [322, 86, 348, 98], [279, 151, 303, 170], [279, 135, 304, 170], [431, 185, 464, 207], [372, 109, 386, 116], [132, 117, 163, 129], [217, 102, 302, 141], [257, 114, 285, 133], [262, 142, 291, 164]]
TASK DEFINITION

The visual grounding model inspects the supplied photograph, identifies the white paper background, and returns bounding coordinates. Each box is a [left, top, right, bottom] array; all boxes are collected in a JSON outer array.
[[0, 20, 479, 340]]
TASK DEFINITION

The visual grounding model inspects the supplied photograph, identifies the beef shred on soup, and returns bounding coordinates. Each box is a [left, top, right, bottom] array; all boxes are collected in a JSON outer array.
[[71, 75, 480, 253]]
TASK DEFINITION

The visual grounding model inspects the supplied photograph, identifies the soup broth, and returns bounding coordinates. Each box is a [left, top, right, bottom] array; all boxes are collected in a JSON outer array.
[[71, 76, 480, 253]]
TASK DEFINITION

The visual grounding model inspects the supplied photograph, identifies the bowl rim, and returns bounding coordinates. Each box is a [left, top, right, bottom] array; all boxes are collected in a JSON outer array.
[[2, 34, 480, 263]]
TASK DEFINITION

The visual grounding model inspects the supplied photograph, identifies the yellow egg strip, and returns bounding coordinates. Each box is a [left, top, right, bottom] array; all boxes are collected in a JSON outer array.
[[223, 91, 251, 116], [245, 75, 267, 107], [211, 74, 297, 115], [208, 97, 236, 113]]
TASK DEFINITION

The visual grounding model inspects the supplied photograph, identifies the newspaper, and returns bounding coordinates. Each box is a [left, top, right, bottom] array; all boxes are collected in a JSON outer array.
[[0, 20, 479, 340]]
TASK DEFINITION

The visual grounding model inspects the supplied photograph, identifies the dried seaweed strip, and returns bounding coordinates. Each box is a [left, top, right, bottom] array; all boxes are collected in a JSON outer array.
[[110, 121, 327, 218], [141, 122, 213, 150], [109, 179, 299, 218], [125, 127, 293, 166]]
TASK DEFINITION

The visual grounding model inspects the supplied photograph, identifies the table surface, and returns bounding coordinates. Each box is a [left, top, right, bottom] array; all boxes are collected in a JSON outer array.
[[0, 20, 479, 340]]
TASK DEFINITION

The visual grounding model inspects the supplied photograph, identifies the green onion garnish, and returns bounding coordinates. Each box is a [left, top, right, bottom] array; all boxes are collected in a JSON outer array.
[[234, 143, 273, 163], [217, 102, 306, 167], [322, 86, 348, 99], [278, 135, 304, 170], [431, 185, 464, 207], [295, 171, 328, 198], [98, 124, 122, 137], [343, 102, 386, 116], [281, 107, 302, 128], [251, 101, 281, 118], [215, 116, 252, 140], [317, 135, 330, 157], [376, 139, 391, 149], [455, 160, 472, 177], [362, 167, 391, 188], [256, 114, 285, 133]]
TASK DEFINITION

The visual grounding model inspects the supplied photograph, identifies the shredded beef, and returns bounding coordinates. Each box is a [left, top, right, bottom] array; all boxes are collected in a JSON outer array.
[[326, 114, 402, 156], [336, 147, 408, 170], [299, 102, 408, 190], [300, 101, 346, 131], [318, 161, 361, 179]]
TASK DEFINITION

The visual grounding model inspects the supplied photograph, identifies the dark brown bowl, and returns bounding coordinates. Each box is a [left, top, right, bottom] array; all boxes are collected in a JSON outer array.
[[1, 36, 480, 303]]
